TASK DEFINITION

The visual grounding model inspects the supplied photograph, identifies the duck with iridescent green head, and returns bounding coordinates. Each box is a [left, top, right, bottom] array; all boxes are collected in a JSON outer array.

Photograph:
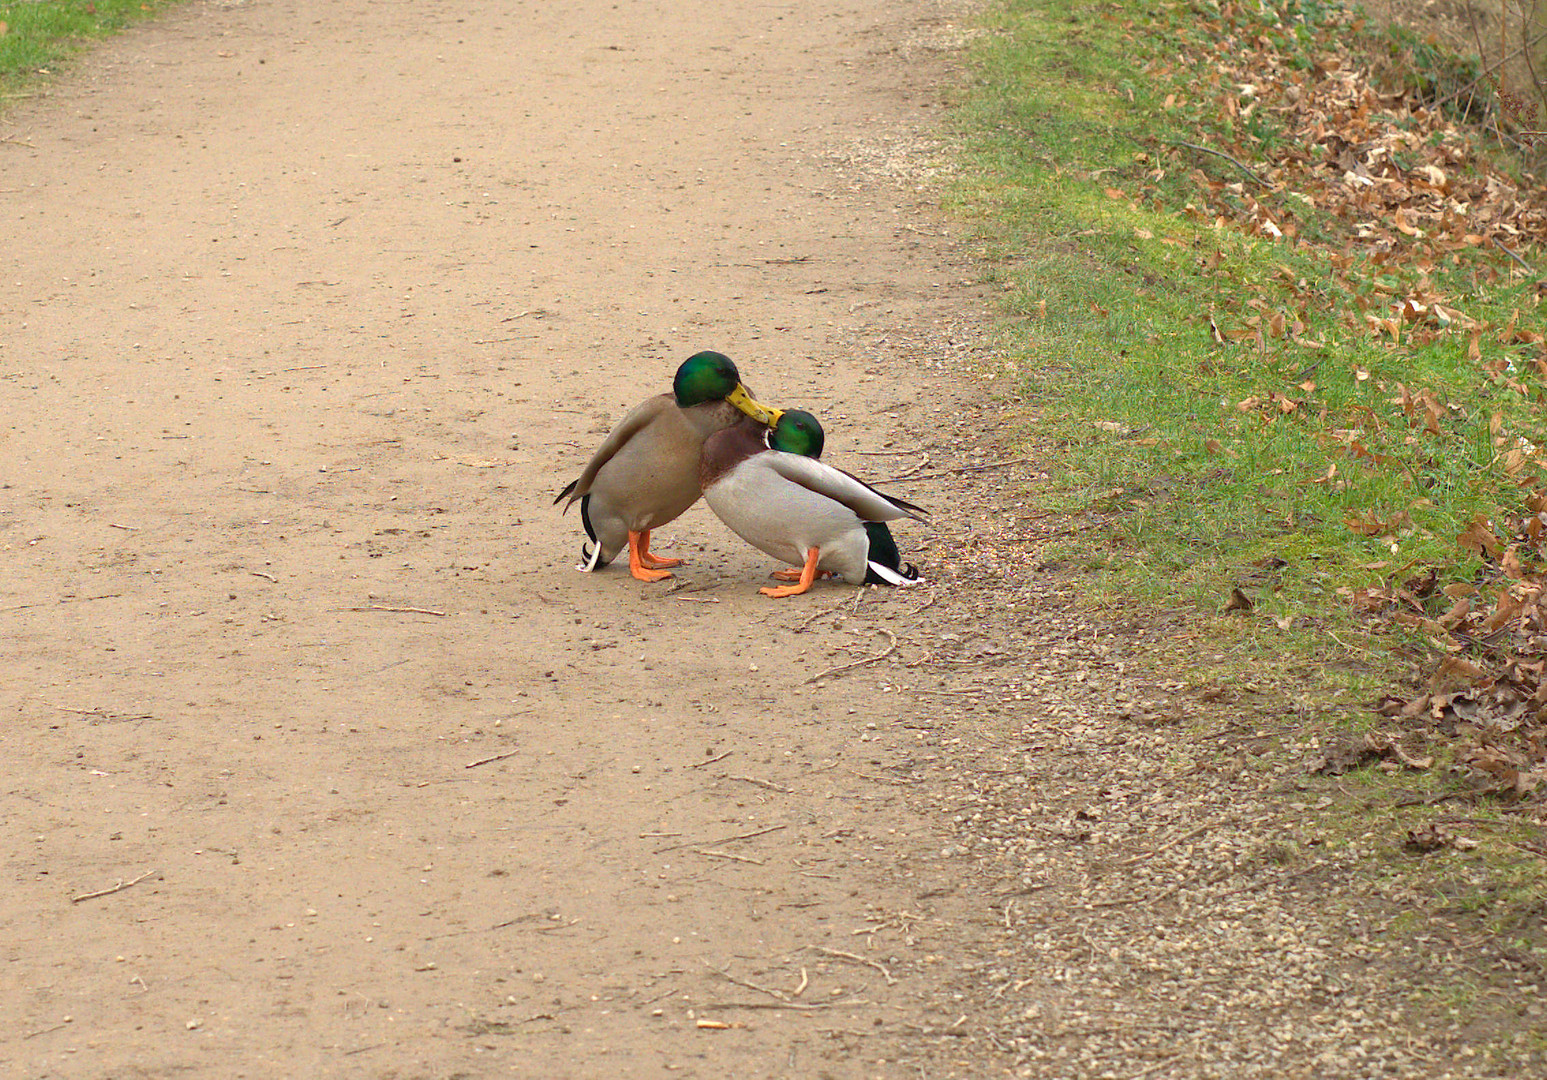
[[700, 409, 927, 598], [554, 351, 780, 582]]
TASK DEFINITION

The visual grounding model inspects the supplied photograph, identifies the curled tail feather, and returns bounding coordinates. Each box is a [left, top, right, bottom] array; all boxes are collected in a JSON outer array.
[[862, 521, 922, 586], [575, 494, 606, 572]]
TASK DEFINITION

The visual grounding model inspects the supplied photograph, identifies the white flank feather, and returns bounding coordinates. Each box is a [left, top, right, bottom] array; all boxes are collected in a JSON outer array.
[[865, 560, 922, 586]]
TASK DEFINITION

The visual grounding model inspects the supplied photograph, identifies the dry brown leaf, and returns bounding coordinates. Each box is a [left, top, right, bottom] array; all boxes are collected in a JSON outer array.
[[1429, 656, 1486, 693], [1457, 516, 1503, 558], [1366, 731, 1433, 770], [1344, 509, 1406, 536], [1436, 597, 1472, 629], [1405, 824, 1450, 853]]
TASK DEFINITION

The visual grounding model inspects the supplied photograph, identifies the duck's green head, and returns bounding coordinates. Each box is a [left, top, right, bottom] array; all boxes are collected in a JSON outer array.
[[673, 351, 781, 424], [768, 409, 824, 459]]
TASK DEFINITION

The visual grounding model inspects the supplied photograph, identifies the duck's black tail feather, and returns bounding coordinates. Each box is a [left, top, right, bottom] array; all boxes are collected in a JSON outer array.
[[555, 478, 579, 508], [862, 521, 921, 586], [576, 494, 606, 572]]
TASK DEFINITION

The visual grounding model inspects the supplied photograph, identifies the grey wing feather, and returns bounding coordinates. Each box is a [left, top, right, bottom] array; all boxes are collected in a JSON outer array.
[[554, 394, 674, 511], [762, 453, 929, 522]]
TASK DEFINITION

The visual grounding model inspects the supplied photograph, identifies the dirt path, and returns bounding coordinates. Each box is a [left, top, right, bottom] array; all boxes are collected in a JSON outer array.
[[2, 0, 998, 1076], [8, 2, 1543, 1079]]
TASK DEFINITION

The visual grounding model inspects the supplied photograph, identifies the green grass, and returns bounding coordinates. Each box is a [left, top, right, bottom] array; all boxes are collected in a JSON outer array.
[[954, 0, 1547, 637], [952, 1, 1547, 962], [0, 0, 179, 97]]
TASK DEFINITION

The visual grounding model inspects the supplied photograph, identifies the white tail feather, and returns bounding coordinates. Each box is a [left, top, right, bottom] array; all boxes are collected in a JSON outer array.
[[577, 543, 604, 573], [866, 561, 922, 586]]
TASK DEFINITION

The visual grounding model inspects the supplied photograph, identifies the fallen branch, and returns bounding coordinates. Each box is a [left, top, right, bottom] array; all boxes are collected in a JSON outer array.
[[1120, 1056, 1184, 1080], [869, 458, 1028, 485], [697, 999, 865, 1011], [1492, 236, 1536, 274], [728, 775, 793, 793], [1389, 791, 1475, 809], [352, 605, 448, 616], [465, 750, 519, 769], [795, 600, 847, 632], [693, 848, 765, 865], [803, 628, 897, 684], [654, 823, 787, 854], [1114, 823, 1215, 867], [701, 960, 788, 1001], [71, 868, 159, 904], [426, 913, 548, 939], [1169, 139, 1269, 186], [23, 1020, 71, 1039], [689, 750, 733, 769], [807, 945, 895, 985]]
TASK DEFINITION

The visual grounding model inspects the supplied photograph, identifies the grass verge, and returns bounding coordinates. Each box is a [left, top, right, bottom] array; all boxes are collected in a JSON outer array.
[[951, 0, 1547, 1024], [953, 0, 1547, 731], [1, 0, 179, 101]]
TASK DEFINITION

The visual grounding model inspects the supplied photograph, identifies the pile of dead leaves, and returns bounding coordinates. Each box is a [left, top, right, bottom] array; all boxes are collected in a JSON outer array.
[[1150, 3, 1547, 256], [1137, 4, 1547, 798], [1362, 525, 1547, 799]]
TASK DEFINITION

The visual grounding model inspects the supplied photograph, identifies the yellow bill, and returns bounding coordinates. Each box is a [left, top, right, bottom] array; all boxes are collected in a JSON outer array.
[[725, 383, 784, 426]]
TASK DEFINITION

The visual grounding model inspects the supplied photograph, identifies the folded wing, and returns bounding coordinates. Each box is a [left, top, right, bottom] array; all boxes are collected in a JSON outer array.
[[553, 394, 674, 510], [761, 452, 928, 523]]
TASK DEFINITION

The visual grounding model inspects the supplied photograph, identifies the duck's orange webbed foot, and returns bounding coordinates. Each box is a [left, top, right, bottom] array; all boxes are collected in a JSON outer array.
[[628, 530, 675, 582], [760, 547, 820, 598], [635, 529, 683, 570]]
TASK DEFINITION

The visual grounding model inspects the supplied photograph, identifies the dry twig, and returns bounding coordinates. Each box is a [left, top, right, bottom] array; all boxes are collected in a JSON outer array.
[[803, 628, 897, 684], [869, 457, 1028, 484], [807, 945, 895, 984], [1492, 236, 1536, 273], [795, 600, 846, 632], [701, 960, 788, 1001], [654, 823, 787, 854], [728, 775, 793, 793], [465, 750, 519, 769], [1169, 139, 1269, 185], [697, 999, 863, 1011], [71, 868, 159, 904], [693, 848, 765, 865]]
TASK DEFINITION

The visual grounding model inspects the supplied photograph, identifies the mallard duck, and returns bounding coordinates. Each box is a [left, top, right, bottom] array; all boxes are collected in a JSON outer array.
[[554, 351, 781, 582], [700, 410, 927, 597]]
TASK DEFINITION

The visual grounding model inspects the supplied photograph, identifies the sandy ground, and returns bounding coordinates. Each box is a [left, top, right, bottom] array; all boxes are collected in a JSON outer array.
[[10, 2, 1545, 1079], [2, 0, 1000, 1076]]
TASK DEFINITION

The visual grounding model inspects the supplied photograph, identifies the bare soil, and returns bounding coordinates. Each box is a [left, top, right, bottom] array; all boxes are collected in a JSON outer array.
[[2, 1, 1543, 1079]]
